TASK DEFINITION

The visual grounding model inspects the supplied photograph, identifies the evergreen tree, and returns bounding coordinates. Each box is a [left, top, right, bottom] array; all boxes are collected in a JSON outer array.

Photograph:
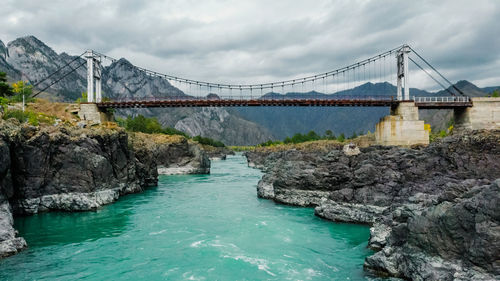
[[0, 72, 13, 97]]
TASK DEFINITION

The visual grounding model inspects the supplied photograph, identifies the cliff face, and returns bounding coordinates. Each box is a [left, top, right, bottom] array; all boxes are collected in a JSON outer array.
[[0, 119, 211, 258], [246, 130, 500, 280], [0, 121, 145, 215]]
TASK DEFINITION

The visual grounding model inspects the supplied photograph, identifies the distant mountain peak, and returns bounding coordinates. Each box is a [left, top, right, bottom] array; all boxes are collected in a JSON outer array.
[[0, 40, 6, 59], [448, 80, 485, 97]]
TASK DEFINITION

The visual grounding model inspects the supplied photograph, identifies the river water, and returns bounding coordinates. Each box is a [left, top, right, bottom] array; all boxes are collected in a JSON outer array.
[[0, 155, 375, 280]]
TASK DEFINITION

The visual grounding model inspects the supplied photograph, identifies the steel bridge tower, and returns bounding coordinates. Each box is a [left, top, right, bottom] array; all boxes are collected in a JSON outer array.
[[85, 50, 102, 103], [397, 45, 410, 101]]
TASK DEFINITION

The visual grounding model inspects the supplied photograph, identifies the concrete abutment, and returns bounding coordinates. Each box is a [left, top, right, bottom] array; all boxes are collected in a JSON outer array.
[[454, 97, 500, 130], [78, 104, 113, 124], [375, 102, 429, 146]]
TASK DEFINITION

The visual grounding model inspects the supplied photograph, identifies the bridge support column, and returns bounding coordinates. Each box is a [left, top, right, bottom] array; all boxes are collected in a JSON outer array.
[[375, 102, 429, 146], [85, 50, 102, 103], [78, 104, 113, 124], [454, 97, 500, 130], [397, 46, 410, 101]]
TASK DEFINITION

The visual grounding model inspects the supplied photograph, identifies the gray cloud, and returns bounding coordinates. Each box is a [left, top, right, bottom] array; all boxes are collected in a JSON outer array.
[[1, 0, 499, 90]]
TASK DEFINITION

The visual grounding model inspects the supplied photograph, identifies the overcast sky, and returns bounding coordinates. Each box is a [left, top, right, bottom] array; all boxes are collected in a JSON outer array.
[[1, 0, 499, 91]]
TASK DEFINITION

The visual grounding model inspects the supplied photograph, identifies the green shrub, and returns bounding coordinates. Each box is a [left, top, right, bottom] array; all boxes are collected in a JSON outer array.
[[279, 130, 352, 145], [125, 115, 163, 134], [337, 133, 345, 142], [3, 110, 29, 122], [2, 109, 55, 125], [163, 127, 189, 137], [258, 140, 283, 147], [118, 115, 190, 138], [193, 135, 225, 147]]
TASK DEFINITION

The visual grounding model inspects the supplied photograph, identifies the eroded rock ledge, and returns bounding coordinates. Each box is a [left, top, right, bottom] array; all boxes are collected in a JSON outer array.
[[0, 120, 210, 258], [245, 131, 500, 280]]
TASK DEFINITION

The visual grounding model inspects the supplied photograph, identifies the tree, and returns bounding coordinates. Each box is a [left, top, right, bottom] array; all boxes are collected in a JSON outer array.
[[12, 80, 32, 96], [492, 90, 499, 98], [11, 80, 33, 102], [337, 133, 345, 142], [325, 130, 334, 139], [0, 72, 13, 97]]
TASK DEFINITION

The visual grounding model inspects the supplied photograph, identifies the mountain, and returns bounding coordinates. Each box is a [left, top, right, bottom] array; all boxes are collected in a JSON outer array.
[[435, 80, 486, 97], [481, 86, 500, 94], [0, 40, 22, 82], [0, 36, 273, 145], [0, 35, 496, 144], [5, 36, 87, 100]]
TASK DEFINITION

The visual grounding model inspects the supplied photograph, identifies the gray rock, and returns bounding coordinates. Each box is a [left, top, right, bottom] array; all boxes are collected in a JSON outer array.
[[247, 130, 500, 280]]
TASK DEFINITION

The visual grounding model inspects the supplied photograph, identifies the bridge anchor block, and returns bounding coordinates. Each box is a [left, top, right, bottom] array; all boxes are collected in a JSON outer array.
[[78, 103, 113, 124], [454, 97, 500, 130], [375, 101, 429, 146]]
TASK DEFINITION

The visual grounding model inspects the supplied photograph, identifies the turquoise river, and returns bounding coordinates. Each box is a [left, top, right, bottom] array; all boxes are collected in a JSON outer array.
[[0, 155, 377, 280]]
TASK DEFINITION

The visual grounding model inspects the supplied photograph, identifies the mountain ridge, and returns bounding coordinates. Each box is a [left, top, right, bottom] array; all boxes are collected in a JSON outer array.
[[0, 35, 496, 144]]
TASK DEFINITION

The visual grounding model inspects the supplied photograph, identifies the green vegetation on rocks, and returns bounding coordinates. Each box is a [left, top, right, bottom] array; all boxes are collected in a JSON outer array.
[[117, 115, 188, 137], [258, 130, 354, 147], [118, 115, 226, 148], [2, 110, 56, 126], [0, 72, 13, 97], [193, 135, 225, 147]]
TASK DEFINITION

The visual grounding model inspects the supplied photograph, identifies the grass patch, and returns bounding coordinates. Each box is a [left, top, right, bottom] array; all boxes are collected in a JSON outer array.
[[2, 109, 56, 126]]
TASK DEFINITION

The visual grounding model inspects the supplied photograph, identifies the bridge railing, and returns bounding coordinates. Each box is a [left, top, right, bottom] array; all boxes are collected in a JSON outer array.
[[412, 96, 470, 103], [101, 94, 396, 103]]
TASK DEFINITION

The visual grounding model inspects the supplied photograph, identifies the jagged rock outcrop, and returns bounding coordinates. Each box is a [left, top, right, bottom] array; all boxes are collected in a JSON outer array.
[[202, 146, 235, 160], [130, 133, 210, 175], [246, 131, 500, 280], [0, 121, 145, 215], [364, 179, 500, 280], [0, 138, 26, 257], [0, 119, 212, 258]]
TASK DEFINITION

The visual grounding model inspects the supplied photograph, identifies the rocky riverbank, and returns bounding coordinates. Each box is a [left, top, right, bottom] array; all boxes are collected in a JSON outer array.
[[0, 119, 211, 258], [245, 131, 500, 280], [201, 145, 235, 160]]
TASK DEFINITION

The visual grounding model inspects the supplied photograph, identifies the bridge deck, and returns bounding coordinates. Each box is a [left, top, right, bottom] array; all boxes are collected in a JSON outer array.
[[95, 98, 401, 108], [94, 98, 473, 108]]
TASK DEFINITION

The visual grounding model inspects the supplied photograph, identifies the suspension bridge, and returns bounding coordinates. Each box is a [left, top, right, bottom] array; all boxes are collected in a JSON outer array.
[[31, 44, 499, 146], [33, 44, 471, 108]]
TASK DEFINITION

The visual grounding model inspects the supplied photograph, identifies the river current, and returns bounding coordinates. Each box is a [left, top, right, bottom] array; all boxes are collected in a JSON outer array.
[[0, 155, 375, 280]]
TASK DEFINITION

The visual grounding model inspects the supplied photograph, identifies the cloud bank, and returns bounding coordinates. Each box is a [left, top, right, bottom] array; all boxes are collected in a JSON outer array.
[[1, 0, 499, 90]]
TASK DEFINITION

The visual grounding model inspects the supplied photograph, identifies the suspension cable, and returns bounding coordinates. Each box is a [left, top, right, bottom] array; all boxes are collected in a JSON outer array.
[[408, 46, 466, 96], [32, 51, 86, 87], [90, 45, 405, 91], [408, 57, 455, 96], [32, 60, 87, 98]]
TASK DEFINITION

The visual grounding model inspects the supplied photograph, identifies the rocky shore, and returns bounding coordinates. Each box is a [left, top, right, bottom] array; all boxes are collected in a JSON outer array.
[[0, 119, 211, 258], [201, 145, 236, 160], [245, 131, 500, 280]]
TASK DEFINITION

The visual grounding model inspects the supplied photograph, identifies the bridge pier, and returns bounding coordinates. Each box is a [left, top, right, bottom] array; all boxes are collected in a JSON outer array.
[[78, 103, 113, 124], [454, 97, 500, 130], [375, 102, 429, 146]]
